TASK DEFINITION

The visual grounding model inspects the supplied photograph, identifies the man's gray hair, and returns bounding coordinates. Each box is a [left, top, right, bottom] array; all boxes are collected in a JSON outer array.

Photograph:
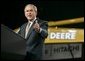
[[25, 4, 37, 12]]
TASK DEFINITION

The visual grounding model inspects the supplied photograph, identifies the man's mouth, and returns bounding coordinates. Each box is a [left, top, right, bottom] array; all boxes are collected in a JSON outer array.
[[28, 14, 31, 16]]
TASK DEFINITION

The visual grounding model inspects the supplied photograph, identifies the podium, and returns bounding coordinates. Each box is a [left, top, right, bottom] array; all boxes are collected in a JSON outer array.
[[1, 24, 26, 60]]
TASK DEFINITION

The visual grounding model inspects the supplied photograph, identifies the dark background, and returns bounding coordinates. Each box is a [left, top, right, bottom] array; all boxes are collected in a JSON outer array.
[[1, 0, 84, 29]]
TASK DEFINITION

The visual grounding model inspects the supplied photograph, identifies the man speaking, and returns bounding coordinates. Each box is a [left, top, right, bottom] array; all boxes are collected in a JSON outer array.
[[17, 4, 48, 60]]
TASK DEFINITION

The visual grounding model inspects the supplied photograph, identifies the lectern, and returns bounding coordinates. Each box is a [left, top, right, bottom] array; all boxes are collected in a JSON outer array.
[[1, 24, 26, 60]]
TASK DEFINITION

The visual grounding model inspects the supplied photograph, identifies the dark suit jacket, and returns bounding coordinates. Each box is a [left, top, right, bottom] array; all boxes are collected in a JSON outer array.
[[18, 18, 48, 60]]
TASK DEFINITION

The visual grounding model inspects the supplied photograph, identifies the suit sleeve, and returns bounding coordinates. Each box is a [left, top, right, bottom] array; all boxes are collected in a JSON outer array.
[[39, 21, 48, 38]]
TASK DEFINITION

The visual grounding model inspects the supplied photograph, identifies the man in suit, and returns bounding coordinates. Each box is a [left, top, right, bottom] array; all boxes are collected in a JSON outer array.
[[18, 4, 48, 60]]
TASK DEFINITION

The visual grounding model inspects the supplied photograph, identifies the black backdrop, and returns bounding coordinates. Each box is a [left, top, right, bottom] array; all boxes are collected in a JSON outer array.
[[1, 0, 84, 29]]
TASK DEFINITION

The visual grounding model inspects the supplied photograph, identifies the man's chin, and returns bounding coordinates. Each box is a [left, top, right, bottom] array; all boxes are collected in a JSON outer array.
[[27, 18, 33, 21]]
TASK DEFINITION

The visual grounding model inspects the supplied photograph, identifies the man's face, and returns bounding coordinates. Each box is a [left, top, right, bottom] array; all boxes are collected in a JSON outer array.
[[24, 5, 37, 21]]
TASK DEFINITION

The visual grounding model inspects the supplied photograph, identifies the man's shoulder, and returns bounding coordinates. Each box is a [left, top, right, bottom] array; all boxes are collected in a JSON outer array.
[[37, 19, 48, 26], [20, 22, 27, 28], [37, 18, 48, 23]]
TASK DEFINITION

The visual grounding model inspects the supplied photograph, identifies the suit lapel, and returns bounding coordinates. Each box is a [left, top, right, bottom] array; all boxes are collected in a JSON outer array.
[[23, 23, 28, 38], [19, 23, 27, 38]]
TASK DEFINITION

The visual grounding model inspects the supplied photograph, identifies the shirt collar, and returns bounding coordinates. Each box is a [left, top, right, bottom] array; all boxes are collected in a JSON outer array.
[[28, 17, 37, 23]]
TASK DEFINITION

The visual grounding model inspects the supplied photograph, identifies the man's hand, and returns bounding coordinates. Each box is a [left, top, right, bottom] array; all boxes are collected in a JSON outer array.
[[33, 22, 40, 32]]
